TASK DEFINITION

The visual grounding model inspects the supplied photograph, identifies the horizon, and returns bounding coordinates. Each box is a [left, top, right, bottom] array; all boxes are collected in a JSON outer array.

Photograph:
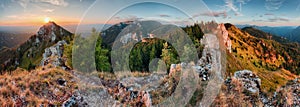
[[1, 0, 300, 27], [0, 20, 299, 35]]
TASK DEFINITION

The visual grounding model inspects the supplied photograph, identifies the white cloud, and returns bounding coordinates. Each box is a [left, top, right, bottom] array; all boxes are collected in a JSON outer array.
[[195, 11, 228, 18], [37, 0, 68, 6], [13, 0, 68, 8], [224, 0, 242, 16], [268, 17, 289, 22], [113, 15, 143, 22], [43, 9, 54, 13], [265, 0, 286, 11]]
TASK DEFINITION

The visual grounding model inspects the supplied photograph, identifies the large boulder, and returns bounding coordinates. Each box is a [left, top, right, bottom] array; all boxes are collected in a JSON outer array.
[[234, 70, 261, 94]]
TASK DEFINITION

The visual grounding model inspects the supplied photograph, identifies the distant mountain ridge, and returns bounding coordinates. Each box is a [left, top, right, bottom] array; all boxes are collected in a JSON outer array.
[[236, 24, 300, 43], [0, 32, 32, 50], [289, 26, 300, 43], [241, 27, 290, 43]]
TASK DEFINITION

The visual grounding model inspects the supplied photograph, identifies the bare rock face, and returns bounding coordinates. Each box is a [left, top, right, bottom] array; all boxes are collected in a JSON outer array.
[[194, 34, 223, 81], [41, 40, 69, 70], [218, 23, 232, 53], [234, 70, 261, 94]]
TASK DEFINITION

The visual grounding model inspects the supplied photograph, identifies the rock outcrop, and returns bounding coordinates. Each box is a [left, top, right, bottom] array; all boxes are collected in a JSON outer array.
[[221, 70, 300, 106], [193, 34, 223, 81], [41, 40, 70, 70], [234, 70, 261, 94], [218, 23, 232, 53]]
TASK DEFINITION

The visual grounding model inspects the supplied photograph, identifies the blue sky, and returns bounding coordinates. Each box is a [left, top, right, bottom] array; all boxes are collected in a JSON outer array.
[[0, 0, 300, 26]]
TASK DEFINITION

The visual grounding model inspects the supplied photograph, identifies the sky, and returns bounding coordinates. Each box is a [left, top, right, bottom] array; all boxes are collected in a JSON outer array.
[[0, 0, 300, 27]]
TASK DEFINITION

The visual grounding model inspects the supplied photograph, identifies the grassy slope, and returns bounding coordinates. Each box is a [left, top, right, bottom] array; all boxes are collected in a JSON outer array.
[[0, 65, 77, 106], [226, 24, 298, 94]]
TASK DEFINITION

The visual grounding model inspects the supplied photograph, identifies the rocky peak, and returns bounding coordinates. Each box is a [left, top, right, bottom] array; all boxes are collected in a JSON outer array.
[[37, 21, 58, 35], [0, 22, 73, 72], [36, 21, 72, 42]]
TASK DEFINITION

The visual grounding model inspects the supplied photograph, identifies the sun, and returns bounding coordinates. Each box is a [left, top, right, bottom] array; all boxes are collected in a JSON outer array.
[[44, 17, 51, 23]]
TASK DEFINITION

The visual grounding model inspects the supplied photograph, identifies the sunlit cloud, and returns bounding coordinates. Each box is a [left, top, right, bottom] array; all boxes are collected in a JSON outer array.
[[6, 15, 18, 18], [43, 9, 54, 13], [13, 0, 69, 8]]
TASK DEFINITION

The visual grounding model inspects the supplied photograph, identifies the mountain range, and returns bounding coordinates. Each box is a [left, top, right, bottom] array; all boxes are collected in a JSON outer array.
[[237, 24, 300, 43], [0, 21, 299, 106]]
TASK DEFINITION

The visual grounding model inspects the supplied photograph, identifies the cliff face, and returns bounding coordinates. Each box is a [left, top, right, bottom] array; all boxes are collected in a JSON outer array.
[[218, 23, 232, 53]]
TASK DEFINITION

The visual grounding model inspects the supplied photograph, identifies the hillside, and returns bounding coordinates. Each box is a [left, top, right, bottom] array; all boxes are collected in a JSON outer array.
[[0, 20, 299, 106], [225, 23, 300, 93], [101, 20, 162, 47], [0, 32, 32, 50], [239, 25, 300, 43], [242, 27, 290, 43], [0, 22, 73, 72], [289, 26, 300, 43]]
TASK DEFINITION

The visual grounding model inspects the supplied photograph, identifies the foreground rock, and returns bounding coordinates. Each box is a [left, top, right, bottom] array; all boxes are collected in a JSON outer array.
[[215, 70, 299, 106], [41, 40, 70, 71], [234, 70, 261, 94]]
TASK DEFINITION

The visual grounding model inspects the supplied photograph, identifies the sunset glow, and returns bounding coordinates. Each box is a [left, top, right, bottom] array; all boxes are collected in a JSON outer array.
[[44, 17, 50, 23]]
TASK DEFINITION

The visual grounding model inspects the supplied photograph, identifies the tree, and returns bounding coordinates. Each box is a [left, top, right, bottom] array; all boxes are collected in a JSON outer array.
[[27, 61, 35, 71], [73, 28, 98, 72], [95, 31, 111, 72], [161, 42, 178, 73], [182, 44, 197, 63], [64, 40, 73, 68]]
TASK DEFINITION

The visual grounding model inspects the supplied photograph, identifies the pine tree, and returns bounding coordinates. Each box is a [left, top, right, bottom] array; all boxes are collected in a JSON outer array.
[[95, 32, 111, 72]]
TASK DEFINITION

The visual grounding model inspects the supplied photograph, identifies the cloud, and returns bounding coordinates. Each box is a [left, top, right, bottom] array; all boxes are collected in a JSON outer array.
[[265, 0, 286, 11], [43, 9, 54, 13], [113, 15, 143, 22], [252, 19, 264, 22], [13, 0, 68, 8], [252, 16, 290, 23], [114, 16, 121, 20], [236, 0, 251, 12], [264, 13, 274, 16], [195, 11, 228, 18], [172, 20, 193, 26], [224, 0, 243, 16], [6, 15, 18, 18], [158, 14, 171, 17], [39, 0, 68, 6], [236, 0, 251, 4], [268, 17, 289, 22]]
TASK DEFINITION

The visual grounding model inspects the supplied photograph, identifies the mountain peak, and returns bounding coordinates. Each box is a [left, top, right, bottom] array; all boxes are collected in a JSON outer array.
[[45, 21, 57, 26], [36, 21, 71, 42]]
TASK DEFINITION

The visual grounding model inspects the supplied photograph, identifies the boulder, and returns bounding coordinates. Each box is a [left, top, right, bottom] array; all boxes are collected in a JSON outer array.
[[234, 70, 261, 94]]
